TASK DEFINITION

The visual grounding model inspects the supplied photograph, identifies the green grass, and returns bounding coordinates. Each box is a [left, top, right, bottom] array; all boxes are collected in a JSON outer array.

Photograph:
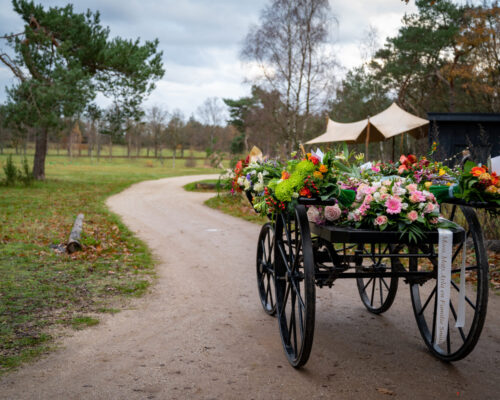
[[2, 145, 211, 159], [70, 316, 99, 330], [204, 193, 267, 225], [0, 154, 221, 373], [183, 179, 222, 192]]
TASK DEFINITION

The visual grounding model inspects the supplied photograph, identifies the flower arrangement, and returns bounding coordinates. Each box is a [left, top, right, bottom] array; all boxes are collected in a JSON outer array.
[[341, 176, 446, 241], [225, 145, 474, 242], [429, 160, 500, 207]]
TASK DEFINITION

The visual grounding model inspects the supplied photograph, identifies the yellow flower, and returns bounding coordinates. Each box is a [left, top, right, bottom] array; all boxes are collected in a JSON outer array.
[[313, 171, 323, 179], [479, 173, 491, 181], [439, 168, 446, 176], [446, 182, 452, 186], [486, 185, 497, 194], [424, 182, 432, 189]]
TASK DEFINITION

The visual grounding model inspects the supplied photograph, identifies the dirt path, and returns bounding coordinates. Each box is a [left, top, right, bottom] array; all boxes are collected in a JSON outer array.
[[1, 175, 499, 399]]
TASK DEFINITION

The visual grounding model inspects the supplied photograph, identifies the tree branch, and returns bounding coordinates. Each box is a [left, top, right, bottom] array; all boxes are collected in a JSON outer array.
[[0, 52, 26, 81]]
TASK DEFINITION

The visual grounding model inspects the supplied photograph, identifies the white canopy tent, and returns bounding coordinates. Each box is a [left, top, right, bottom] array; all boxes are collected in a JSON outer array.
[[306, 103, 429, 159]]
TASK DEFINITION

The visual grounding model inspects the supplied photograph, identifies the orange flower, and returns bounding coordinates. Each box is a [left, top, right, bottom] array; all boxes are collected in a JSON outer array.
[[281, 171, 290, 180], [313, 171, 323, 179], [319, 164, 328, 173], [471, 166, 486, 177], [299, 187, 312, 197]]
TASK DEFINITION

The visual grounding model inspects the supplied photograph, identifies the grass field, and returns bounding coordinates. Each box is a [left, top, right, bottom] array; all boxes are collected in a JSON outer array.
[[0, 154, 221, 373], [2, 144, 212, 159]]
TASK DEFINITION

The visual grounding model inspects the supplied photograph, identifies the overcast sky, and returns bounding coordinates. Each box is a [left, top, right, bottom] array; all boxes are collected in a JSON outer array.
[[0, 0, 432, 119]]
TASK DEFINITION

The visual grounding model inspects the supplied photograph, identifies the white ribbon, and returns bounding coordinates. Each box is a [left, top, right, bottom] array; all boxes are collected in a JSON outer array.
[[435, 228, 453, 345], [455, 241, 466, 328]]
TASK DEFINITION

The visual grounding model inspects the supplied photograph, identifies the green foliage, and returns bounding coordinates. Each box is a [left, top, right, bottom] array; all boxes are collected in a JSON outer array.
[[20, 157, 34, 186], [230, 133, 246, 154], [1, 0, 164, 178], [2, 155, 19, 185]]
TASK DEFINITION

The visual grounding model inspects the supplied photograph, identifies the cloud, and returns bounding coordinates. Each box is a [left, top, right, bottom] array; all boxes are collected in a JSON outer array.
[[0, 0, 466, 118]]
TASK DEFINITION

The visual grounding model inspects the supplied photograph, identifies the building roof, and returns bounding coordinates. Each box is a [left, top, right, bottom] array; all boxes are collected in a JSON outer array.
[[427, 113, 500, 122]]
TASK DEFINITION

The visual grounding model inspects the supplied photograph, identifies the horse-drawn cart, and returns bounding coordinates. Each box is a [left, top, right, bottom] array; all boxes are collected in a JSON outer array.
[[255, 197, 491, 368]]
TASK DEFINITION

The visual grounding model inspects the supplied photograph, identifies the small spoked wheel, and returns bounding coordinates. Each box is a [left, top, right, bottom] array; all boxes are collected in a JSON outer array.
[[356, 243, 399, 314], [256, 222, 276, 316], [274, 205, 315, 368], [410, 206, 489, 361]]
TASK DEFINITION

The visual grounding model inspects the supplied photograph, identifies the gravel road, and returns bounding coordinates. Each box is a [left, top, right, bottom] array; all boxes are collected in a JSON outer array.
[[1, 175, 499, 399]]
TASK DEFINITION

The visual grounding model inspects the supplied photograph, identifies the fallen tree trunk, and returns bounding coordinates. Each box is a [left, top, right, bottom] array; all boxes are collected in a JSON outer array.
[[67, 213, 84, 254]]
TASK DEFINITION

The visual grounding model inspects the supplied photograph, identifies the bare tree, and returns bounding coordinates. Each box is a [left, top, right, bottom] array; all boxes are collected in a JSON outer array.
[[147, 106, 168, 158], [196, 97, 226, 154], [359, 25, 380, 64], [241, 0, 338, 151]]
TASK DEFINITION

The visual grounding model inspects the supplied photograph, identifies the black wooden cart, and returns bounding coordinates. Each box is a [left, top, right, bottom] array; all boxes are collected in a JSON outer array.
[[255, 197, 491, 368]]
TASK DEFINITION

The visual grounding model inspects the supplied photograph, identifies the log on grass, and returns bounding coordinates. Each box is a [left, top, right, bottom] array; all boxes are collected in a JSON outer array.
[[67, 213, 84, 254]]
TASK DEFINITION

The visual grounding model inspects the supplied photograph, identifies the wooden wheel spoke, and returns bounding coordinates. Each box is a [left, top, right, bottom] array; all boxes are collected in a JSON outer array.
[[419, 286, 436, 316], [363, 277, 374, 292], [450, 280, 476, 310], [379, 279, 383, 305], [290, 279, 305, 310], [451, 265, 478, 274], [370, 276, 376, 306], [280, 281, 292, 317], [381, 277, 390, 291]]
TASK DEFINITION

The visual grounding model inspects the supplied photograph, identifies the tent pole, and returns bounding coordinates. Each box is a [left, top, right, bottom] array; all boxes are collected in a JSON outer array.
[[365, 118, 370, 161], [392, 137, 395, 162]]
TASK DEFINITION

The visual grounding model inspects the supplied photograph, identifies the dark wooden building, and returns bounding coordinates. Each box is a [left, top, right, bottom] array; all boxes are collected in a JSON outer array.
[[427, 113, 500, 164]]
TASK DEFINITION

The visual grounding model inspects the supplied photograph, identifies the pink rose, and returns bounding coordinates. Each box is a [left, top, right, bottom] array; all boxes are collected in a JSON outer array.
[[374, 215, 388, 226], [407, 210, 419, 222], [424, 203, 436, 214], [307, 206, 323, 224], [409, 190, 426, 203], [324, 205, 342, 222], [406, 183, 418, 192]]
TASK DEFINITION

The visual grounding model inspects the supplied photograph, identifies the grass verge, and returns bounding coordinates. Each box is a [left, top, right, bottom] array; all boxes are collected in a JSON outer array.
[[0, 154, 220, 373], [204, 193, 267, 225], [183, 179, 221, 192]]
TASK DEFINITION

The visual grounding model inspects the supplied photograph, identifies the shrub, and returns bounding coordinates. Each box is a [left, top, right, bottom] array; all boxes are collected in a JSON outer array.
[[2, 155, 19, 186], [20, 158, 34, 186]]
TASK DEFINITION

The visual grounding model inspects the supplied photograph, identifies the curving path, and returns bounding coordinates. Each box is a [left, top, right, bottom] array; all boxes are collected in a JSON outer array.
[[1, 175, 499, 399]]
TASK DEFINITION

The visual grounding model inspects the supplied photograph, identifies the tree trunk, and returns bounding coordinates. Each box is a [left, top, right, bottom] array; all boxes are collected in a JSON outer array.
[[33, 127, 48, 180]]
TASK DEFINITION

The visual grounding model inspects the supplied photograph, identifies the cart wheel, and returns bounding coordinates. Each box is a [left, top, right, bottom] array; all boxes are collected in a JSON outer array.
[[410, 206, 489, 361], [256, 222, 276, 316], [274, 205, 315, 368], [356, 243, 399, 314]]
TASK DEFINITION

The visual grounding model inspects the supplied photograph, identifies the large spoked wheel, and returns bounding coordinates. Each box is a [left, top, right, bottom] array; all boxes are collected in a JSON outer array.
[[274, 205, 315, 368], [355, 243, 399, 314], [410, 206, 489, 361], [256, 222, 276, 316]]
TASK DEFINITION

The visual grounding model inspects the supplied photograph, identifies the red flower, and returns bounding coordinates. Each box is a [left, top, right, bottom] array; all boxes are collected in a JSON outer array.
[[299, 187, 311, 197], [234, 160, 243, 174], [491, 172, 499, 186], [407, 154, 417, 164], [310, 156, 319, 165], [281, 171, 290, 180]]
